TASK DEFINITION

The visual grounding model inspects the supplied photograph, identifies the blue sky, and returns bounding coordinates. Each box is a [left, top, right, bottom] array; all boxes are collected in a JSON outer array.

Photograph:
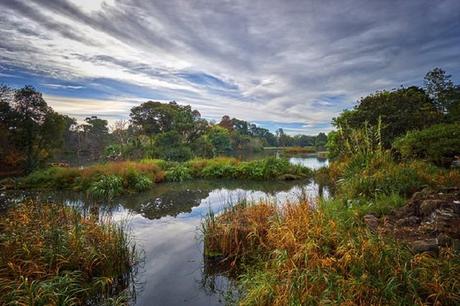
[[1, 0, 460, 134]]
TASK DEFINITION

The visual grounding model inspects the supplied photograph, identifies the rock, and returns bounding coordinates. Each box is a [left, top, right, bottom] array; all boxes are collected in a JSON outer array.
[[395, 216, 420, 226], [419, 199, 443, 216], [432, 210, 460, 238], [363, 214, 379, 232], [411, 239, 438, 253], [437, 233, 452, 247], [396, 216, 420, 226]]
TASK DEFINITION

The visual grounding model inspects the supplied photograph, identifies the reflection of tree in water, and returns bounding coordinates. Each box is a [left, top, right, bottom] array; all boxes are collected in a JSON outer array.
[[3, 179, 309, 221], [117, 179, 306, 220]]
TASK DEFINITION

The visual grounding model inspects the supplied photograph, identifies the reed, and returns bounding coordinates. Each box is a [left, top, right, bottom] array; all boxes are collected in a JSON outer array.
[[202, 198, 460, 305], [0, 201, 139, 305]]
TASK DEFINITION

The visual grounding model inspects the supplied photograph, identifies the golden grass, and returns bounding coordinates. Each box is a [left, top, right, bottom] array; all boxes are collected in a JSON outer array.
[[203, 199, 460, 305], [0, 201, 138, 305]]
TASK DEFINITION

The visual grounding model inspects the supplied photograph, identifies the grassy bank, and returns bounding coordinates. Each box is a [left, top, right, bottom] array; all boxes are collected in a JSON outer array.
[[0, 201, 138, 305], [203, 199, 460, 305], [202, 150, 460, 305], [8, 157, 312, 199]]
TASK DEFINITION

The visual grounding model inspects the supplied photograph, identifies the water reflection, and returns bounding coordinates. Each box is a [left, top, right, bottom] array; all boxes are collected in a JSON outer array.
[[3, 157, 329, 305]]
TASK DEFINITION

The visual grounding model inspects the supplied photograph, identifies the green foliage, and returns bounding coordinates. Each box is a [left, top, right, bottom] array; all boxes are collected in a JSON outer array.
[[327, 119, 383, 160], [394, 123, 460, 166], [333, 86, 442, 147], [88, 175, 123, 199], [338, 155, 431, 199], [124, 169, 153, 191], [132, 174, 153, 192], [207, 125, 232, 155], [165, 165, 192, 182]]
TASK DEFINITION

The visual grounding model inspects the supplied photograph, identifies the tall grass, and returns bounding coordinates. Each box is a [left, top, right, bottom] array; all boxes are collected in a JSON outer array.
[[202, 199, 460, 305], [0, 201, 139, 305]]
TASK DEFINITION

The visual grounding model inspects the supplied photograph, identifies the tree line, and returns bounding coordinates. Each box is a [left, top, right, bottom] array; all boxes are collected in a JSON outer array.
[[0, 87, 326, 175]]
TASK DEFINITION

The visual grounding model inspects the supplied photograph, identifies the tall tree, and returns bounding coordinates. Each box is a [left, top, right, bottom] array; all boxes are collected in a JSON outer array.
[[1, 85, 67, 172], [424, 68, 455, 113]]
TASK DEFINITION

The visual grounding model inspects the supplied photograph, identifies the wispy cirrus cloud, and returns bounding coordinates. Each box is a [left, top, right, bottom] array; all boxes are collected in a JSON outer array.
[[0, 0, 459, 134]]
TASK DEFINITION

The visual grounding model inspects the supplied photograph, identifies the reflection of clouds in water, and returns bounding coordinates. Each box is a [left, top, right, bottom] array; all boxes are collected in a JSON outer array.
[[130, 216, 221, 305], [289, 157, 328, 170], [179, 181, 327, 220]]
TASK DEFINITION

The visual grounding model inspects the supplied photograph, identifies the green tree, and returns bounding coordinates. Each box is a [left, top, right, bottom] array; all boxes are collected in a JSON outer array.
[[314, 132, 328, 149], [333, 86, 442, 147], [1, 85, 67, 172], [207, 125, 232, 155], [424, 68, 455, 113]]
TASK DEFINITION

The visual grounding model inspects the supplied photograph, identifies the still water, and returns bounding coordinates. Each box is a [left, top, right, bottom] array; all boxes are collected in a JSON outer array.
[[5, 156, 328, 305]]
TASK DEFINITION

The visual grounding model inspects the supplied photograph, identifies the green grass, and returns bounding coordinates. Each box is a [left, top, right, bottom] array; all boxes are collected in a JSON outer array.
[[0, 201, 139, 305], [14, 157, 313, 199]]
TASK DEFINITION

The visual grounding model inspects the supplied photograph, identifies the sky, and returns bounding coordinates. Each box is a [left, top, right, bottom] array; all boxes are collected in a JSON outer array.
[[0, 0, 459, 135]]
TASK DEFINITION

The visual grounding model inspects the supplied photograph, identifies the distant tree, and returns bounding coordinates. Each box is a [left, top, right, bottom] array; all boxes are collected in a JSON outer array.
[[207, 125, 232, 155], [130, 101, 208, 143], [276, 128, 291, 147], [82, 116, 109, 160], [130, 101, 176, 135], [424, 68, 455, 113], [315, 132, 328, 149], [0, 85, 68, 173], [218, 115, 234, 131], [110, 119, 129, 147]]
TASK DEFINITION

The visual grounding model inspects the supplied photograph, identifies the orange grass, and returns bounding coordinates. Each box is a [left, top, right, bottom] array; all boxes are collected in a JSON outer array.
[[0, 201, 138, 305], [203, 200, 460, 305]]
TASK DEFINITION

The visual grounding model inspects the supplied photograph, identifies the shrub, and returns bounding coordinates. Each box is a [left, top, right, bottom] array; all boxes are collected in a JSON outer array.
[[127, 172, 153, 191], [21, 167, 59, 188], [394, 123, 460, 166], [202, 163, 237, 179], [165, 165, 192, 182], [88, 175, 123, 199]]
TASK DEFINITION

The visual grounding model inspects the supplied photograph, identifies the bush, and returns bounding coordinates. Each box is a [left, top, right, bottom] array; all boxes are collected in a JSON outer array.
[[21, 167, 59, 188], [331, 151, 436, 199], [165, 165, 192, 182], [88, 175, 123, 199], [394, 123, 460, 166]]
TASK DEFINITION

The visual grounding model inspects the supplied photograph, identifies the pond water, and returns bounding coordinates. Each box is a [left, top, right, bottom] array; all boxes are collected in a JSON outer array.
[[3, 156, 328, 305]]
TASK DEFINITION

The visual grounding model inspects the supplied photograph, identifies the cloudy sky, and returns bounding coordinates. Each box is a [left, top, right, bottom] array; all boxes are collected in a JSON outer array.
[[1, 0, 459, 134]]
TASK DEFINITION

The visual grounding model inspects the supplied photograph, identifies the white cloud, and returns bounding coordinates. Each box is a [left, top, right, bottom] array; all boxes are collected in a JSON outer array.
[[1, 0, 460, 134]]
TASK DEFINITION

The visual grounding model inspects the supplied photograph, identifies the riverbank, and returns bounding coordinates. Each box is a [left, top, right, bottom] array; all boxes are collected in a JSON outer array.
[[202, 152, 460, 304], [0, 201, 138, 305], [1, 157, 313, 199]]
